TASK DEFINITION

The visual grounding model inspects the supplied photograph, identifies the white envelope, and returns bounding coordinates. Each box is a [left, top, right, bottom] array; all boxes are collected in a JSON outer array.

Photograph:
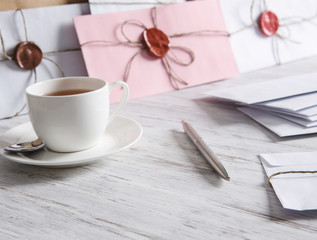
[[256, 91, 317, 111], [205, 72, 317, 104], [281, 105, 317, 117], [238, 107, 317, 137], [88, 0, 185, 15], [220, 0, 317, 73], [269, 111, 317, 128], [0, 4, 90, 119], [248, 105, 317, 119], [259, 152, 317, 211]]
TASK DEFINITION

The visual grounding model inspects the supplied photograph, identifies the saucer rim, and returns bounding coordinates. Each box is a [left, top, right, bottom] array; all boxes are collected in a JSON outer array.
[[0, 116, 143, 167]]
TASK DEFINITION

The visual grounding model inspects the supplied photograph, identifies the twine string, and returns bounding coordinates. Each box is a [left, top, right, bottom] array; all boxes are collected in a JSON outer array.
[[18, 9, 28, 41], [0, 31, 13, 61], [152, 7, 158, 28], [161, 46, 194, 89], [80, 20, 146, 48], [260, 0, 268, 12], [81, 39, 142, 47], [42, 56, 65, 77], [276, 32, 301, 44], [45, 48, 81, 54], [123, 49, 144, 83], [121, 19, 147, 44], [170, 29, 229, 38], [272, 35, 281, 65], [229, 0, 260, 36], [269, 170, 317, 184], [13, 68, 37, 117], [162, 56, 187, 90], [250, 0, 259, 28], [168, 46, 194, 66], [228, 24, 253, 36], [279, 14, 317, 27]]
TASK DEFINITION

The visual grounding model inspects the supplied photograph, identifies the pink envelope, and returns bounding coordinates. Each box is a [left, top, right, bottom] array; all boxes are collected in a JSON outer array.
[[74, 0, 238, 102]]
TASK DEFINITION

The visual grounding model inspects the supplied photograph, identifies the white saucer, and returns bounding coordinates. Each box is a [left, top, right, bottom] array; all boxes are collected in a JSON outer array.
[[0, 116, 142, 168]]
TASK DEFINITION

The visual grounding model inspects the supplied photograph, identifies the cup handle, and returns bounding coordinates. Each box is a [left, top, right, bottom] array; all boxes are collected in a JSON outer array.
[[108, 81, 129, 123]]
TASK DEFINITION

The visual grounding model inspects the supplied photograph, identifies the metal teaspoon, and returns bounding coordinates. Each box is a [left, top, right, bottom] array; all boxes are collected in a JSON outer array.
[[4, 139, 45, 153]]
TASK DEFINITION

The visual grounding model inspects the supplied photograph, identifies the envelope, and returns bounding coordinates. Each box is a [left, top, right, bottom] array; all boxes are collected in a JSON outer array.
[[219, 0, 317, 73], [269, 112, 317, 128], [0, 0, 88, 11], [238, 107, 317, 137], [74, 0, 239, 103], [204, 72, 317, 105], [250, 105, 317, 119], [259, 152, 317, 211], [88, 0, 185, 15], [0, 4, 90, 119], [255, 91, 317, 112]]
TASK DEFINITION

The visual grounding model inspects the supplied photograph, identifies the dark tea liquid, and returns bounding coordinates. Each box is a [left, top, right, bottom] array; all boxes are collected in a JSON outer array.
[[44, 89, 92, 96]]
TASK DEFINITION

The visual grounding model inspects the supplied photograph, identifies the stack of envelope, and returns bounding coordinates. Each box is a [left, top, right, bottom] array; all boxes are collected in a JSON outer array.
[[205, 72, 317, 137]]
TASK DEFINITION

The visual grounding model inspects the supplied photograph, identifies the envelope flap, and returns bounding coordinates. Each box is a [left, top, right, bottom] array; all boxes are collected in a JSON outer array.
[[260, 152, 317, 167], [260, 152, 317, 180], [205, 72, 317, 104]]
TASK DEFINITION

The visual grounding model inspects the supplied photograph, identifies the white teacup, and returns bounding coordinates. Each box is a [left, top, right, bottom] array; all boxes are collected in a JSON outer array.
[[26, 77, 129, 152]]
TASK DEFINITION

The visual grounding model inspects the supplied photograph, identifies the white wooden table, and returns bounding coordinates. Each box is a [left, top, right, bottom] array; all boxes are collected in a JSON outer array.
[[2, 57, 317, 239]]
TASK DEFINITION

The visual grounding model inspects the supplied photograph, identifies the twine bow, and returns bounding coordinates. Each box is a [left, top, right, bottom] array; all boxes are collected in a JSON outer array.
[[230, 0, 317, 65], [81, 7, 229, 90]]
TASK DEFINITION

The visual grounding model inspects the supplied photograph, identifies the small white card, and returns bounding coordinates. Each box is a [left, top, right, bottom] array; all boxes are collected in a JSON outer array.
[[260, 152, 317, 211]]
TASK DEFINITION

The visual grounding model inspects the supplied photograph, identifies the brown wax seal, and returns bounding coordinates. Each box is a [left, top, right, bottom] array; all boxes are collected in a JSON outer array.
[[14, 41, 43, 70], [143, 28, 170, 58], [259, 10, 279, 37]]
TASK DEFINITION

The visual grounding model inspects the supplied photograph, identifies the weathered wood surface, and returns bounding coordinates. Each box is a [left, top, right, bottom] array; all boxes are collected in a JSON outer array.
[[1, 56, 317, 239]]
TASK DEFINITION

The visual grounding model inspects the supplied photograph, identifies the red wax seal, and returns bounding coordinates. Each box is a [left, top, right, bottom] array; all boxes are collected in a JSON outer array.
[[259, 10, 279, 37], [143, 28, 170, 58], [14, 41, 43, 70]]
